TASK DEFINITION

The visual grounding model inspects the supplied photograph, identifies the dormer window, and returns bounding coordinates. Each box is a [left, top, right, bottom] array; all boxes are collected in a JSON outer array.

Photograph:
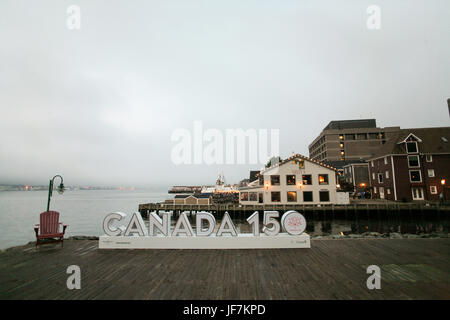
[[406, 141, 418, 153]]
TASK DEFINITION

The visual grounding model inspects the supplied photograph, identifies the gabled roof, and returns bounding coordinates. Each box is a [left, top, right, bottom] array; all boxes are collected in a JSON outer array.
[[256, 153, 337, 177], [174, 193, 212, 199], [369, 127, 450, 158]]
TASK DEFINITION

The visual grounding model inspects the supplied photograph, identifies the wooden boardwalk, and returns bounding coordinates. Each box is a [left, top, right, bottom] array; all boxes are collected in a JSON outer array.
[[0, 239, 449, 299]]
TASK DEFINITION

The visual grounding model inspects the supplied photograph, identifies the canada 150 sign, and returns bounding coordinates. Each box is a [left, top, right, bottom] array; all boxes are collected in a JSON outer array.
[[99, 210, 311, 249]]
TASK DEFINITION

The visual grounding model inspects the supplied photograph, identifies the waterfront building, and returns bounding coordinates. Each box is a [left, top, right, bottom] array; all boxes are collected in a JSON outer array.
[[368, 127, 450, 202], [238, 154, 349, 205], [165, 194, 213, 205], [308, 119, 400, 167], [342, 162, 371, 193]]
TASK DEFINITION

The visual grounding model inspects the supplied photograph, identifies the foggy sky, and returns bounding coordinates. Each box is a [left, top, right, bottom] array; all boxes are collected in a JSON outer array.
[[1, 0, 449, 188]]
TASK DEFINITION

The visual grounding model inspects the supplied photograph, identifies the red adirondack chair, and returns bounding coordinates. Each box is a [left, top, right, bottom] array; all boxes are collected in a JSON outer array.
[[34, 211, 68, 247]]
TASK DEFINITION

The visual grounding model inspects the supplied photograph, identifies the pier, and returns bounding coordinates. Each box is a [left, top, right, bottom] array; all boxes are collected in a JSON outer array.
[[138, 202, 449, 218], [0, 238, 449, 299]]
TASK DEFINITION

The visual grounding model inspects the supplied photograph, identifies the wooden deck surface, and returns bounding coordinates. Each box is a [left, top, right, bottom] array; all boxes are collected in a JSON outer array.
[[0, 239, 449, 300]]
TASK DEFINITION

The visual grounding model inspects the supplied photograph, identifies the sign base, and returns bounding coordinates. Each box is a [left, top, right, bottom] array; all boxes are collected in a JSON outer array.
[[99, 233, 311, 249]]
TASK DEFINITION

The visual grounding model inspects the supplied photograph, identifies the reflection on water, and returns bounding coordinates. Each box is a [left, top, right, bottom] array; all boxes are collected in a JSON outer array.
[[0, 190, 448, 249]]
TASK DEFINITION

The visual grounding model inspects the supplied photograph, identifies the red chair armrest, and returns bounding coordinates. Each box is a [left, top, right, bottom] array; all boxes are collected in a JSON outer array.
[[62, 224, 68, 234], [34, 226, 39, 237]]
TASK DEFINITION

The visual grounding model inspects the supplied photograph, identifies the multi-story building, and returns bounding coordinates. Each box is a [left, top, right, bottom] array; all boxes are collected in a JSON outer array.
[[308, 119, 400, 167], [368, 127, 450, 202], [238, 154, 349, 205]]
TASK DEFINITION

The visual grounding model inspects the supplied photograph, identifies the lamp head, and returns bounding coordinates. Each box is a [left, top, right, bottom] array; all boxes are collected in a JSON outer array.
[[57, 182, 65, 194]]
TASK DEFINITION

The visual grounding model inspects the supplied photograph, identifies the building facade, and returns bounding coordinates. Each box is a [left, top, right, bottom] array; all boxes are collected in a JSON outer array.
[[368, 127, 450, 202], [308, 119, 400, 165], [342, 162, 371, 193], [238, 154, 348, 205]]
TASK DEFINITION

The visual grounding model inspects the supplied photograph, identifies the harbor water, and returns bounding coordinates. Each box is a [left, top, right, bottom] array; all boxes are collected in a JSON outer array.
[[0, 190, 448, 250]]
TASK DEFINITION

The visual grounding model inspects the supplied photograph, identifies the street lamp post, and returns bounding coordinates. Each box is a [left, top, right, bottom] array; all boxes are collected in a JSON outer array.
[[441, 178, 446, 204], [46, 175, 65, 211]]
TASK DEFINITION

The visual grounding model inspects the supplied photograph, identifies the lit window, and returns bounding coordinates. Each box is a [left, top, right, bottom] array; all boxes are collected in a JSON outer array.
[[286, 175, 296, 185], [340, 143, 344, 148], [387, 189, 391, 195], [240, 192, 248, 201], [384, 157, 388, 165], [302, 175, 312, 185], [409, 170, 421, 182], [374, 187, 377, 193], [318, 174, 329, 185], [372, 173, 375, 180], [287, 191, 297, 202], [428, 169, 435, 177], [386, 171, 389, 179]]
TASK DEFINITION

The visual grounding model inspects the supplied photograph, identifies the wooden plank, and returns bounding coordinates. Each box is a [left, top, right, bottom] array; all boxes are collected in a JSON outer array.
[[0, 238, 449, 299]]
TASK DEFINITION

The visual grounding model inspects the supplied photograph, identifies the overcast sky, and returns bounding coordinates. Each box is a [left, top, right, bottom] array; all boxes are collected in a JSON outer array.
[[0, 0, 449, 188]]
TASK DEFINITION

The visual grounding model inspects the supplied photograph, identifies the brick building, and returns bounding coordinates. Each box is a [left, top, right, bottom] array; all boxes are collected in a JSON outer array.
[[308, 119, 400, 165], [368, 127, 450, 202]]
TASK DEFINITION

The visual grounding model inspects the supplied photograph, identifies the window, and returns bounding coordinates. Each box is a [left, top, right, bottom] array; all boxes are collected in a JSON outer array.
[[357, 133, 367, 140], [384, 157, 388, 165], [303, 191, 313, 202], [318, 174, 329, 185], [374, 187, 377, 193], [409, 170, 421, 182], [287, 191, 297, 202], [428, 169, 435, 177], [408, 155, 420, 167], [258, 193, 263, 203], [378, 173, 383, 184], [271, 192, 281, 202], [345, 134, 355, 140], [319, 191, 330, 202], [286, 175, 296, 185], [240, 192, 248, 201], [368, 133, 378, 139], [372, 173, 375, 180], [302, 175, 312, 185], [259, 175, 264, 185], [430, 186, 437, 194], [426, 155, 433, 162], [406, 141, 418, 153], [249, 192, 257, 201], [386, 171, 389, 179], [387, 189, 391, 195], [270, 175, 280, 185], [411, 187, 424, 200], [371, 161, 374, 167]]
